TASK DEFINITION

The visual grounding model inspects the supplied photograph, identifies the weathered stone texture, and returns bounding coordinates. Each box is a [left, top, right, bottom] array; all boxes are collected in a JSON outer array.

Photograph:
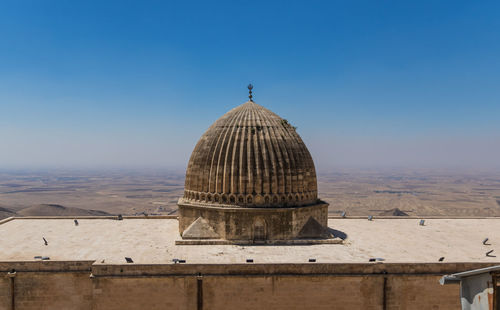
[[179, 100, 328, 241], [182, 217, 220, 239], [13, 273, 92, 310], [178, 202, 328, 240], [183, 100, 318, 208], [0, 262, 479, 310], [204, 276, 383, 310], [91, 277, 196, 310], [0, 276, 10, 310], [386, 276, 461, 310]]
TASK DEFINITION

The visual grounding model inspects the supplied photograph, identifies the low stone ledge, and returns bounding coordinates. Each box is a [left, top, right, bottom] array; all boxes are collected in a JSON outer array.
[[175, 238, 343, 245]]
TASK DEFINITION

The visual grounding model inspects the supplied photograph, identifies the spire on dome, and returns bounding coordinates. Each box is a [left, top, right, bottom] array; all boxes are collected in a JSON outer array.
[[248, 84, 253, 101]]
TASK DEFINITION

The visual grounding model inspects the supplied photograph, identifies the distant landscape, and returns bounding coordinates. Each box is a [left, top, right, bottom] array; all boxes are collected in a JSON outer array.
[[318, 169, 500, 217], [1, 168, 500, 219]]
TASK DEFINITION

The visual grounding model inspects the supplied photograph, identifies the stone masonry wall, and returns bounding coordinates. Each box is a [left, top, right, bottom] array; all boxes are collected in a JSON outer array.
[[14, 272, 92, 310], [204, 275, 384, 310], [386, 275, 461, 310], [0, 261, 93, 310], [178, 203, 328, 240], [92, 276, 197, 310], [0, 262, 493, 310], [0, 276, 10, 310]]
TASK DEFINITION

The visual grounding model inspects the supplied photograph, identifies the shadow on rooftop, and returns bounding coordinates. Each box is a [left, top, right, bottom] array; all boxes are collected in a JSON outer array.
[[327, 227, 347, 240]]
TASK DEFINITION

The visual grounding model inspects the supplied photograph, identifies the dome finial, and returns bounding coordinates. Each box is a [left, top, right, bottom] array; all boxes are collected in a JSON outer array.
[[247, 84, 253, 102]]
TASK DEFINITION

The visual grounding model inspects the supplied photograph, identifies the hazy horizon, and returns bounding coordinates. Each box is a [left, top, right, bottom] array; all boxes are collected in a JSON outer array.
[[1, 1, 499, 171]]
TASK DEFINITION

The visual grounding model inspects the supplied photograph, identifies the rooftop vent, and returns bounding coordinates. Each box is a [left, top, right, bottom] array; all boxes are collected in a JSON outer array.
[[369, 257, 384, 262]]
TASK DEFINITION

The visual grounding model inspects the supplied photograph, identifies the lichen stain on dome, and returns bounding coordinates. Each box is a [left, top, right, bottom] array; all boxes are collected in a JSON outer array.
[[183, 100, 318, 208]]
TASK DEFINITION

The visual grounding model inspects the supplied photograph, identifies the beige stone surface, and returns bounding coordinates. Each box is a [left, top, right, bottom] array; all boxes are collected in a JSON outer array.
[[385, 275, 461, 310], [179, 100, 328, 241], [0, 265, 467, 310], [202, 275, 461, 310], [203, 276, 384, 310], [0, 217, 499, 264], [178, 202, 329, 241], [0, 276, 10, 310], [183, 100, 318, 208], [13, 273, 92, 310], [92, 277, 196, 310]]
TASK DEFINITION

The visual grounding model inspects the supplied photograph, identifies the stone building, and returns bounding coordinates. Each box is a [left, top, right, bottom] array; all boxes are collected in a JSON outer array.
[[0, 88, 499, 309], [178, 88, 330, 243]]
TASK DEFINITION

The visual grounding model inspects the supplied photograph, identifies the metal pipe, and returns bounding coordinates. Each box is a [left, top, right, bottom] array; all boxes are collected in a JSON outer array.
[[493, 275, 498, 310], [7, 270, 16, 310], [197, 273, 203, 310], [382, 276, 387, 310]]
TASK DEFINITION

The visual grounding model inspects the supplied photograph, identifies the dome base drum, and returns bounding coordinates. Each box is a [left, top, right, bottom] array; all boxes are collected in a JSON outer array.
[[178, 198, 330, 242]]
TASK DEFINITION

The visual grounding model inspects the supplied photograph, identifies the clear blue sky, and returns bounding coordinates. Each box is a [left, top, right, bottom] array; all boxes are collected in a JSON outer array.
[[1, 1, 499, 170]]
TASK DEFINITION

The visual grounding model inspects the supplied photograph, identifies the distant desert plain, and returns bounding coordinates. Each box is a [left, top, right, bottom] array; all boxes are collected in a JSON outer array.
[[1, 168, 500, 219]]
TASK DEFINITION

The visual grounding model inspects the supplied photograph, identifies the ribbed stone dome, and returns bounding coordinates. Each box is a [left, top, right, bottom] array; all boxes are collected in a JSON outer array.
[[183, 100, 318, 207]]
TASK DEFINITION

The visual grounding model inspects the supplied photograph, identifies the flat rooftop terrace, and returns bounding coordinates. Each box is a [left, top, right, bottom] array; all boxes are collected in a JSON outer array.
[[0, 217, 499, 264]]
